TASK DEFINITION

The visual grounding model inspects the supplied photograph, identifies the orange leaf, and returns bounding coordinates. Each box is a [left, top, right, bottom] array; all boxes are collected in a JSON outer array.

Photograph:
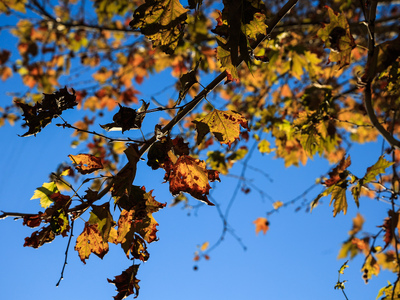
[[69, 153, 103, 174], [253, 217, 269, 235], [166, 155, 220, 205]]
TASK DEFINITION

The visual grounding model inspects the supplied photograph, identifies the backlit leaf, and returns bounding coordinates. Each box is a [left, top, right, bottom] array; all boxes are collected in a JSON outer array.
[[30, 181, 59, 208], [253, 217, 269, 235], [166, 155, 220, 205], [193, 109, 248, 147], [69, 153, 103, 175], [130, 0, 188, 54], [75, 222, 109, 264], [316, 6, 356, 69]]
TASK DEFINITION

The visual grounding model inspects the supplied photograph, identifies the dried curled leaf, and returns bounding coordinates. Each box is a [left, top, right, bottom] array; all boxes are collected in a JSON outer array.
[[108, 264, 141, 300], [69, 153, 103, 174], [16, 86, 77, 137]]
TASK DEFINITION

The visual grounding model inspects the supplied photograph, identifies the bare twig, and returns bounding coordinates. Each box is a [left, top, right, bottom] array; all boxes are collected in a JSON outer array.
[[56, 220, 75, 287]]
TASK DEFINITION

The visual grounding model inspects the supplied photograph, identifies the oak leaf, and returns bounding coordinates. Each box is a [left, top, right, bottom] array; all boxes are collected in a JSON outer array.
[[193, 109, 248, 147], [165, 155, 220, 205], [69, 153, 103, 174]]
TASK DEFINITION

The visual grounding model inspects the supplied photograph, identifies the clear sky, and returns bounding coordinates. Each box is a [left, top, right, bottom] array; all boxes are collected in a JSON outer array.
[[0, 4, 396, 300]]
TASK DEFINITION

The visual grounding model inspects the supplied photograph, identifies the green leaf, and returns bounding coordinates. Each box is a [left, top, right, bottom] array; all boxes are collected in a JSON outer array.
[[363, 156, 394, 184], [30, 181, 59, 208], [244, 12, 267, 40], [216, 36, 239, 81]]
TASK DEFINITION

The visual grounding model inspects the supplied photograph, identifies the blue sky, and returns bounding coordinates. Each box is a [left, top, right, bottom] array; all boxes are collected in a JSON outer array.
[[0, 4, 397, 300]]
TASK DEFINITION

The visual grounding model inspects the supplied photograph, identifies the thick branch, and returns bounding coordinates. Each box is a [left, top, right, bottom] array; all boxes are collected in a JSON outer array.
[[363, 1, 400, 149]]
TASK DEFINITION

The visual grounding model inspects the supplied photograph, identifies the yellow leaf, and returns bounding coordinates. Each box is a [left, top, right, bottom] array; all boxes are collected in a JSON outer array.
[[200, 241, 209, 251], [193, 109, 248, 147]]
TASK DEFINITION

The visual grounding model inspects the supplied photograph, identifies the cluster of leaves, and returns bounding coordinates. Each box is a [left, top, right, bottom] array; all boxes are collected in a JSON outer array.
[[1, 0, 400, 298]]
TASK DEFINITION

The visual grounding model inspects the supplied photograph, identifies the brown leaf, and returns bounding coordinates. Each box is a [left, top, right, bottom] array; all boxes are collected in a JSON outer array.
[[69, 153, 103, 174], [108, 264, 140, 300], [166, 155, 220, 205], [324, 155, 351, 187], [24, 225, 55, 248]]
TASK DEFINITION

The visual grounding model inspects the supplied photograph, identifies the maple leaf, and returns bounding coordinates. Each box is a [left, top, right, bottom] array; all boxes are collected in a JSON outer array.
[[115, 187, 165, 258], [253, 217, 269, 235], [193, 109, 248, 147], [75, 222, 109, 264], [352, 156, 393, 206], [316, 6, 356, 69], [100, 101, 149, 133], [165, 155, 220, 205], [69, 153, 103, 175], [30, 181, 59, 208], [244, 12, 267, 40], [216, 36, 239, 82], [324, 156, 351, 187], [362, 255, 380, 284], [88, 203, 115, 242], [329, 184, 348, 217], [15, 86, 77, 137], [130, 0, 188, 54], [108, 264, 140, 300]]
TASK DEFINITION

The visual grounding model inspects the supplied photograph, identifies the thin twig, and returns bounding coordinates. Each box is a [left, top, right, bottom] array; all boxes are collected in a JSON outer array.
[[56, 220, 75, 287]]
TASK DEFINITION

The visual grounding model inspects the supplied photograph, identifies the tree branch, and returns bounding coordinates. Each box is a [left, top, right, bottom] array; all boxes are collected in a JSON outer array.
[[362, 1, 400, 150]]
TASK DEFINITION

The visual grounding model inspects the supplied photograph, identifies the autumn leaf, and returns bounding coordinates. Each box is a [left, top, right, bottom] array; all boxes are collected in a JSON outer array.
[[177, 61, 199, 105], [362, 255, 380, 284], [316, 6, 356, 69], [324, 156, 351, 187], [192, 109, 249, 147], [363, 156, 394, 184], [165, 155, 220, 205], [330, 184, 348, 217], [253, 217, 269, 235], [15, 87, 77, 137], [69, 153, 103, 174], [75, 222, 109, 264], [352, 156, 393, 206], [24, 225, 55, 248], [130, 0, 188, 54], [100, 101, 149, 133], [88, 203, 115, 242], [244, 12, 267, 40], [31, 181, 59, 208], [216, 36, 239, 82], [108, 264, 141, 300]]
